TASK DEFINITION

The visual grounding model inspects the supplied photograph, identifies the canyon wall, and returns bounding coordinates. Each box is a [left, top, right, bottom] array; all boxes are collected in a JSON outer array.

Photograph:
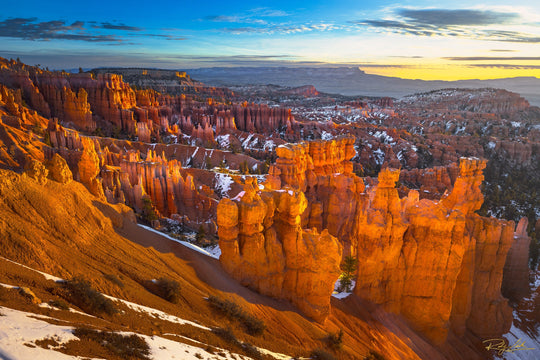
[[218, 177, 342, 322], [218, 138, 516, 344]]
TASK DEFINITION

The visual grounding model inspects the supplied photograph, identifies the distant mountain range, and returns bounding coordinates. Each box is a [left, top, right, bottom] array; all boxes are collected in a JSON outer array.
[[188, 67, 540, 107]]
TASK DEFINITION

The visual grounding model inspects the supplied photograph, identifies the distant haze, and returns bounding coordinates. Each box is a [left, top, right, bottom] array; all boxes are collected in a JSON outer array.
[[188, 67, 540, 107]]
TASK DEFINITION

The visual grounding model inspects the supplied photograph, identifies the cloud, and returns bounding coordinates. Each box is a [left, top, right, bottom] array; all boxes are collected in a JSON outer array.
[[97, 22, 143, 31], [353, 8, 540, 43], [444, 56, 540, 61], [490, 49, 517, 52], [222, 22, 340, 34], [0, 17, 186, 43], [0, 18, 123, 42], [204, 7, 289, 25], [396, 9, 520, 26], [467, 64, 540, 69]]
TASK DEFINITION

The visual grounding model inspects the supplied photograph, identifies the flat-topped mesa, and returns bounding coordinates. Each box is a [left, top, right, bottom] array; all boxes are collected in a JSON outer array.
[[354, 158, 514, 344], [217, 177, 342, 322]]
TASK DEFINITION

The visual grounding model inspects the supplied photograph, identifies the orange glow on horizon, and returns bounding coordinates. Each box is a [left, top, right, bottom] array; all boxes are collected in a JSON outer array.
[[359, 64, 540, 81]]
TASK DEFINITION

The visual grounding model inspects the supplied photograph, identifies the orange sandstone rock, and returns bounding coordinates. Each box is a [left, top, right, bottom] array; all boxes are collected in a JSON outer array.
[[217, 178, 342, 322]]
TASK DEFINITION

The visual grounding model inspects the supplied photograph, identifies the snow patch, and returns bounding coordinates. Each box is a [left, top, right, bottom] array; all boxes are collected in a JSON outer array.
[[321, 131, 334, 140], [215, 173, 233, 198], [0, 256, 64, 282]]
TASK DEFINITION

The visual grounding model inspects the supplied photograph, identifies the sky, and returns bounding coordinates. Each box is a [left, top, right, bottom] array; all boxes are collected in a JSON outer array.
[[0, 0, 539, 80]]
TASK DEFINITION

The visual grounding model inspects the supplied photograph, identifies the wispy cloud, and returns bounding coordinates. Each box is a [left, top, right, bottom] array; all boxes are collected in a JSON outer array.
[[353, 8, 540, 43], [467, 64, 540, 69], [96, 22, 143, 31], [204, 7, 290, 25], [444, 56, 540, 60], [396, 9, 520, 26], [0, 17, 186, 43], [222, 22, 340, 34], [0, 18, 122, 42]]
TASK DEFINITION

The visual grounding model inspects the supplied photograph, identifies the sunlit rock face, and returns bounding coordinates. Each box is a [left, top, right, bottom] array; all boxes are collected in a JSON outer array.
[[353, 158, 513, 344], [219, 139, 515, 344], [217, 177, 342, 322]]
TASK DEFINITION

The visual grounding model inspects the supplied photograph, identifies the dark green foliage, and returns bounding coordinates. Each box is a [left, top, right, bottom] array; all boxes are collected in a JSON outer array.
[[239, 160, 249, 174], [141, 196, 158, 223], [196, 225, 206, 244], [49, 299, 70, 310], [326, 329, 344, 351], [339, 256, 357, 292], [64, 277, 116, 316], [364, 350, 387, 360], [73, 327, 150, 360], [207, 296, 266, 336], [479, 149, 540, 270], [103, 274, 124, 288], [212, 327, 240, 345], [310, 348, 337, 360], [148, 277, 182, 303], [242, 342, 263, 359]]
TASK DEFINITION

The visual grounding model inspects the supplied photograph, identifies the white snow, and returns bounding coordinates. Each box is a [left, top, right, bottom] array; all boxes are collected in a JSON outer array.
[[102, 295, 210, 330], [494, 324, 540, 359], [137, 224, 214, 258], [373, 148, 385, 165], [263, 140, 276, 151], [232, 190, 246, 201], [216, 134, 231, 149], [0, 256, 64, 282], [332, 279, 355, 299], [321, 131, 334, 140], [241, 133, 255, 149], [215, 173, 233, 198], [0, 306, 261, 360], [0, 306, 81, 360], [206, 245, 221, 259]]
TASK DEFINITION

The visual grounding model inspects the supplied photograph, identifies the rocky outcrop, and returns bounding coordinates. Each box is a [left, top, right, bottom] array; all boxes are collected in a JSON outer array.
[[24, 159, 48, 184], [217, 177, 342, 322], [502, 217, 531, 302], [353, 158, 514, 343], [78, 138, 104, 198], [46, 153, 73, 184], [221, 139, 515, 344]]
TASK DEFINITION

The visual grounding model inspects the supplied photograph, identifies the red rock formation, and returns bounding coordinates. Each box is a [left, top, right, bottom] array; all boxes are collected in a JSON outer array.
[[218, 177, 342, 322], [235, 139, 514, 344], [502, 217, 532, 302], [46, 153, 73, 184], [78, 137, 104, 199], [354, 158, 513, 343]]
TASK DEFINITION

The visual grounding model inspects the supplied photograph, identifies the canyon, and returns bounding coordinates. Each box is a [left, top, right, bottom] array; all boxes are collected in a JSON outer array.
[[0, 56, 538, 359]]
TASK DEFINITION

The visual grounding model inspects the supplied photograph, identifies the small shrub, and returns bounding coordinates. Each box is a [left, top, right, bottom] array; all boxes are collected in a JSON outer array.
[[49, 299, 70, 310], [310, 348, 337, 360], [195, 353, 203, 359], [141, 196, 158, 223], [104, 274, 124, 288], [364, 350, 387, 360], [148, 277, 182, 303], [242, 342, 262, 360], [326, 329, 343, 351], [212, 327, 240, 346], [64, 277, 116, 316], [73, 327, 150, 360], [207, 296, 266, 336]]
